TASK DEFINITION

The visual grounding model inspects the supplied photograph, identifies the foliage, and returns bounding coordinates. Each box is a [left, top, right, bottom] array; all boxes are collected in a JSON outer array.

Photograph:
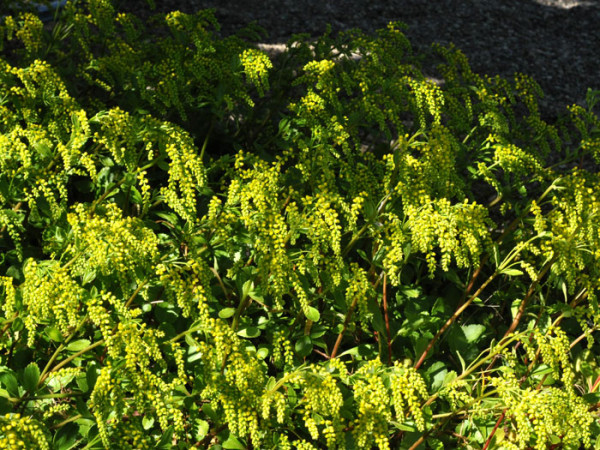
[[1, 1, 600, 448]]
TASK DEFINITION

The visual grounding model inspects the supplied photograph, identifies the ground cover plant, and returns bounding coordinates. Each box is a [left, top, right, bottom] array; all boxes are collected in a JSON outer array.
[[1, 0, 600, 448]]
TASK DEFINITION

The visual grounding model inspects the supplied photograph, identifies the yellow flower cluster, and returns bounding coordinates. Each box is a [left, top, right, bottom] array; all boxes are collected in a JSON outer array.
[[441, 378, 474, 411], [303, 190, 342, 257], [522, 327, 575, 388], [298, 90, 326, 117], [302, 366, 344, 442], [86, 291, 186, 447], [21, 260, 84, 346], [408, 198, 491, 276], [14, 13, 43, 57], [0, 414, 49, 450], [0, 210, 24, 258], [405, 77, 445, 129], [41, 402, 71, 420], [272, 330, 294, 369], [224, 155, 291, 302], [390, 361, 428, 431], [530, 171, 600, 295], [110, 419, 153, 449], [240, 49, 273, 97], [493, 141, 544, 179], [157, 259, 211, 319], [200, 327, 267, 445], [0, 277, 16, 320], [66, 202, 158, 278], [491, 370, 593, 449], [158, 121, 207, 222], [87, 0, 116, 35], [379, 213, 408, 286], [353, 359, 392, 450], [345, 263, 373, 329], [90, 108, 139, 171]]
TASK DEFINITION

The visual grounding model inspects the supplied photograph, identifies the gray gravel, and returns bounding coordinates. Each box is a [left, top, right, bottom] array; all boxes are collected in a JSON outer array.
[[3, 1, 599, 120], [114, 0, 600, 121]]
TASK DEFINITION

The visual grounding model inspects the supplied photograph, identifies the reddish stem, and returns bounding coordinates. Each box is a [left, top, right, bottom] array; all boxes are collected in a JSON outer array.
[[414, 270, 497, 370], [330, 295, 358, 359], [482, 411, 505, 450]]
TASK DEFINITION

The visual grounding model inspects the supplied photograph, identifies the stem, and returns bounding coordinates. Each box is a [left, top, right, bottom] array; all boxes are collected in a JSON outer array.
[[502, 255, 557, 338], [342, 192, 392, 257], [382, 273, 392, 365], [341, 223, 369, 257], [199, 122, 213, 162], [39, 340, 104, 386], [51, 414, 83, 430], [31, 392, 86, 400], [414, 269, 499, 370], [167, 323, 204, 345], [330, 295, 359, 359], [123, 277, 149, 309], [590, 374, 600, 393], [231, 294, 250, 332], [482, 411, 506, 450], [209, 267, 230, 302], [38, 317, 88, 388]]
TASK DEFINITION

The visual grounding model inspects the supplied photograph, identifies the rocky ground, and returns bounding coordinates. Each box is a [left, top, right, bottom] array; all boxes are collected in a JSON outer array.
[[3, 1, 600, 120], [112, 0, 600, 121]]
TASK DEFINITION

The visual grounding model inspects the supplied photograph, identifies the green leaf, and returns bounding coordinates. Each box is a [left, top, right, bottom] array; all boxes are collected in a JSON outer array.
[[219, 308, 236, 319], [81, 270, 96, 285], [511, 299, 521, 320], [456, 350, 466, 373], [241, 279, 253, 300], [155, 425, 174, 448], [461, 324, 486, 343], [256, 346, 269, 359], [45, 326, 64, 343], [67, 339, 91, 352], [195, 419, 209, 441], [155, 304, 179, 323], [237, 326, 260, 339], [23, 363, 40, 393], [142, 416, 155, 430], [502, 268, 523, 276], [401, 287, 421, 299], [426, 361, 448, 392], [76, 374, 89, 393], [394, 421, 417, 432], [442, 370, 457, 387], [86, 365, 99, 392], [305, 306, 320, 322], [76, 418, 95, 438], [0, 372, 18, 397], [295, 336, 313, 358], [222, 434, 245, 449], [202, 404, 218, 422], [11, 317, 24, 332], [531, 364, 553, 377]]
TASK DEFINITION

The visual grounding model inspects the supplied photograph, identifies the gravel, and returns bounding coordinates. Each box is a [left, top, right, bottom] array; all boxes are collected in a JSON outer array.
[[3, 0, 599, 120], [114, 0, 600, 122]]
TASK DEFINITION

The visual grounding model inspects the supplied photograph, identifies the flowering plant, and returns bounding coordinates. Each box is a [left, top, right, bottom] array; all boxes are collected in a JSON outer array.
[[0, 1, 599, 448]]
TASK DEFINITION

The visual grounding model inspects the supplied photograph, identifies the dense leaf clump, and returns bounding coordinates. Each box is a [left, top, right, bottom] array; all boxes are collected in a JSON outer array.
[[1, 1, 600, 448]]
